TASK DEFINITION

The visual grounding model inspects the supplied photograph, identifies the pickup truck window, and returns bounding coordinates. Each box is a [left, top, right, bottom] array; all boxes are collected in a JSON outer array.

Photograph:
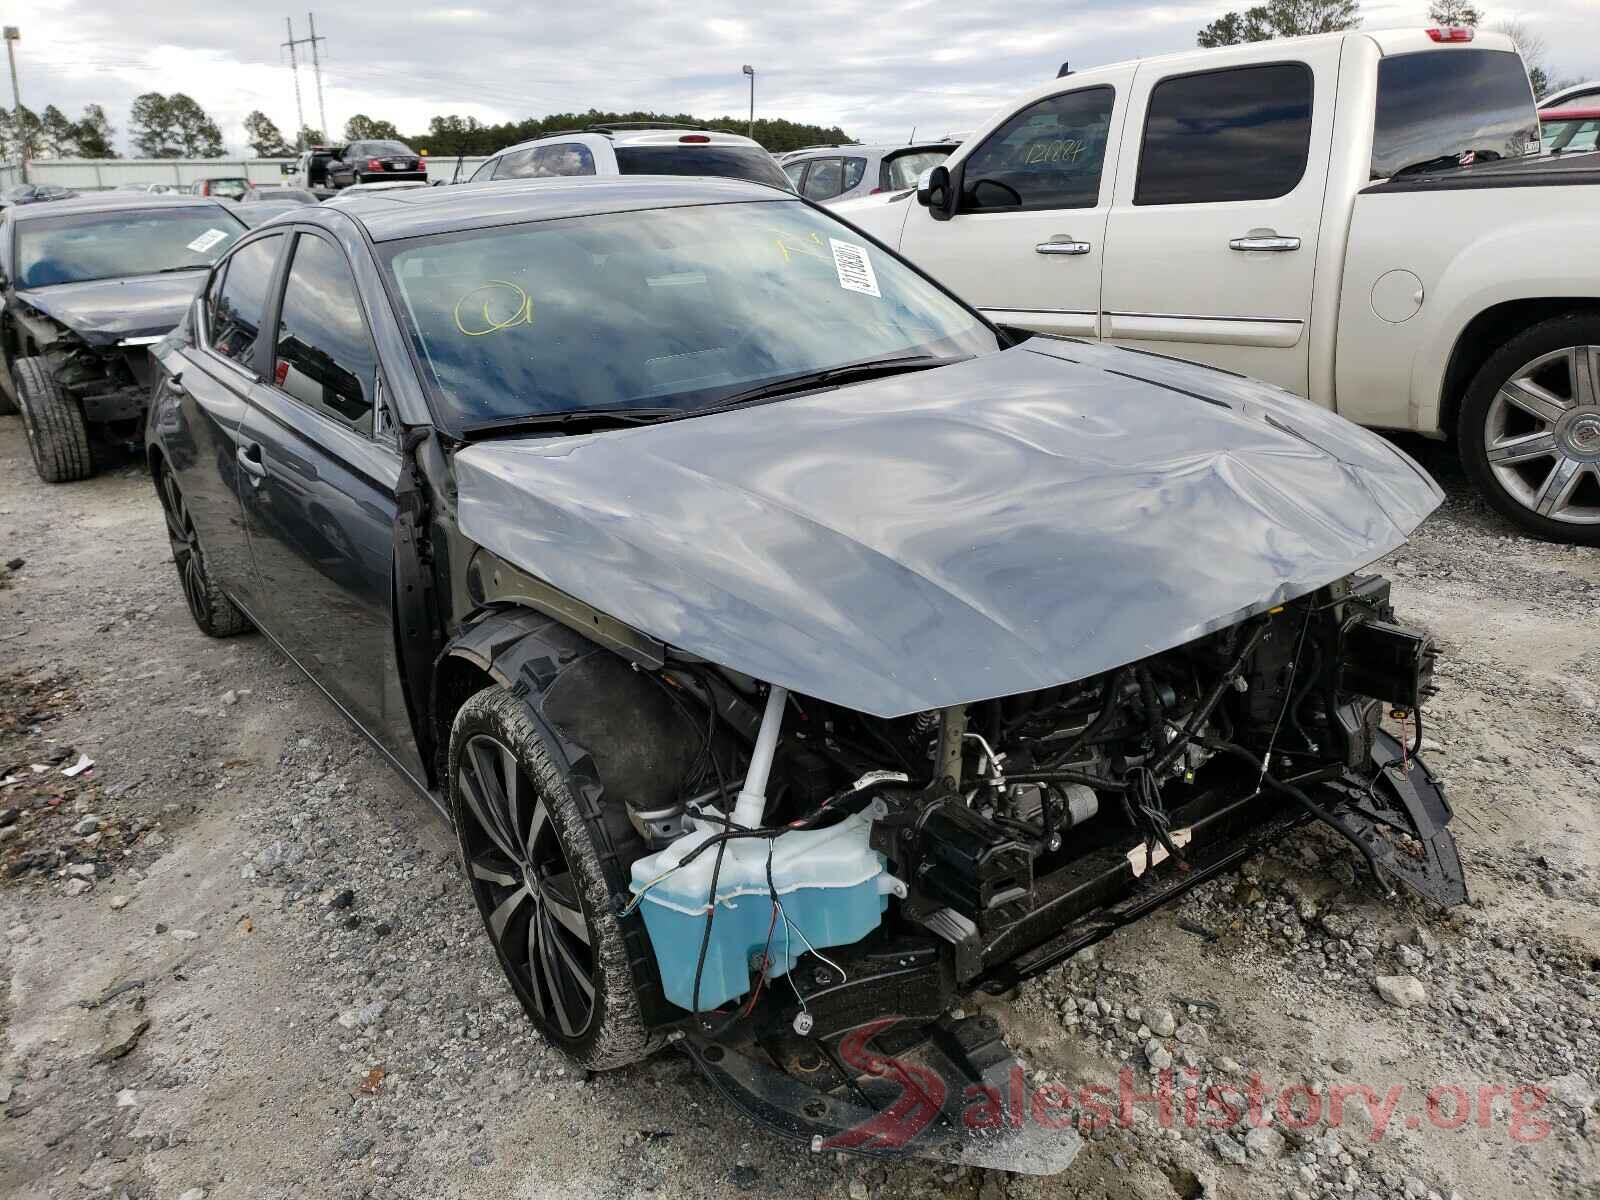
[[1371, 50, 1538, 180], [1134, 63, 1312, 206], [958, 86, 1113, 211]]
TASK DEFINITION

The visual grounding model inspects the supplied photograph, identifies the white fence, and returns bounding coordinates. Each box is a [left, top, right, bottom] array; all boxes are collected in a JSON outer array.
[[0, 155, 493, 190]]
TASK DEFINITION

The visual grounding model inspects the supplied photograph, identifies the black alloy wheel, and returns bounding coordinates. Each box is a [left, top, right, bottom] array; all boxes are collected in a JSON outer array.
[[448, 685, 658, 1068], [458, 729, 598, 1039], [157, 465, 250, 637]]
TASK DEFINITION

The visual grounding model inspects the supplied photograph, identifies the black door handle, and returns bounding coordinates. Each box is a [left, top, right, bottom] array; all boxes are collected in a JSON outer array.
[[165, 372, 187, 397], [236, 443, 266, 479]]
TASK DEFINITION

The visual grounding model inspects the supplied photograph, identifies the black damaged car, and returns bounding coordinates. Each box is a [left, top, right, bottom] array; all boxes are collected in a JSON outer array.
[[144, 177, 1463, 1171], [1, 193, 245, 482]]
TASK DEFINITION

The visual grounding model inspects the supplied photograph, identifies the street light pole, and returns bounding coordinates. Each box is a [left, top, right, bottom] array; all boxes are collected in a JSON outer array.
[[741, 64, 755, 140], [3, 26, 25, 182]]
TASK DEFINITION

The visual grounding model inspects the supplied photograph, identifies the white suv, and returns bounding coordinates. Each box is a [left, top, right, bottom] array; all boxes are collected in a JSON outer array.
[[463, 123, 792, 189]]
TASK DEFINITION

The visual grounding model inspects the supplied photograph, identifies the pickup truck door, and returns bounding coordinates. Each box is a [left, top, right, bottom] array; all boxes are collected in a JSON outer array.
[[1098, 45, 1342, 394], [894, 70, 1133, 337]]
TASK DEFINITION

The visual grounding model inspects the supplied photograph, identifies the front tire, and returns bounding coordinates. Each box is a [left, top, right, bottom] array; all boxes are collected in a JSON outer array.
[[1458, 314, 1600, 544], [14, 356, 91, 483], [449, 685, 660, 1070]]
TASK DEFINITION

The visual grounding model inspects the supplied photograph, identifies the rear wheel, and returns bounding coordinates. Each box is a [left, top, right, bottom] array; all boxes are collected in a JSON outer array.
[[449, 685, 660, 1070], [13, 356, 91, 483], [156, 464, 251, 637], [1458, 314, 1600, 545]]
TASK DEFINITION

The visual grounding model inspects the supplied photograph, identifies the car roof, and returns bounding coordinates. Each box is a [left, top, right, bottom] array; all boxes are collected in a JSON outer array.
[[313, 175, 792, 242], [786, 142, 958, 159], [6, 193, 233, 221], [488, 124, 764, 159]]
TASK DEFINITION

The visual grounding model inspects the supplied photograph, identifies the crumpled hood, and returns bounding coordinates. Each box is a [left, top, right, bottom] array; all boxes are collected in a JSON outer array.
[[455, 341, 1442, 718], [15, 272, 206, 346]]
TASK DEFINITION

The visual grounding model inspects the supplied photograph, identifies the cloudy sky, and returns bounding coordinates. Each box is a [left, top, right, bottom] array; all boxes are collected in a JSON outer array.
[[11, 0, 1599, 155]]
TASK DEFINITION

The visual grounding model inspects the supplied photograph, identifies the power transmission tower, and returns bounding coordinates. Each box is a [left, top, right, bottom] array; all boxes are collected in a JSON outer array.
[[282, 16, 305, 142], [306, 13, 328, 141]]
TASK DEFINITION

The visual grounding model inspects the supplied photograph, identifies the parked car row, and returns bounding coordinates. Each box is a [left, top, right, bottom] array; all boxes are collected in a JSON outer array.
[[5, 22, 1577, 1171]]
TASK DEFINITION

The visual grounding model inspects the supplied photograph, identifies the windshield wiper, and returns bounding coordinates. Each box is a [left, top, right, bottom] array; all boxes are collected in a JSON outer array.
[[702, 353, 971, 413], [154, 264, 211, 274], [457, 406, 684, 440]]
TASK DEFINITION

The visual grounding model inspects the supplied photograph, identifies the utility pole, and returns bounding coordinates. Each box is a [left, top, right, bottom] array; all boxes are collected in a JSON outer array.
[[3, 26, 25, 180], [306, 13, 328, 142], [282, 17, 306, 145], [741, 64, 755, 140]]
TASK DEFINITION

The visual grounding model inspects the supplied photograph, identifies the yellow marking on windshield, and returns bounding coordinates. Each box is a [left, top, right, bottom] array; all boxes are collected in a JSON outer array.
[[452, 280, 535, 337], [768, 228, 828, 265]]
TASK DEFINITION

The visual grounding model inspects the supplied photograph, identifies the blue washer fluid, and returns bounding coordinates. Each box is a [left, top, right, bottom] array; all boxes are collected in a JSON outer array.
[[628, 801, 904, 1013]]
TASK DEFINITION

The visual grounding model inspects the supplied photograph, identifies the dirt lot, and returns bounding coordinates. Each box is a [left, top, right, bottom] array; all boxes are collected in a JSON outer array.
[[0, 415, 1595, 1200]]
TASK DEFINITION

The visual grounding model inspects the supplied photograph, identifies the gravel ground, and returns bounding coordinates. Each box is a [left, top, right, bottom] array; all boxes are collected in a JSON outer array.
[[0, 416, 1596, 1200]]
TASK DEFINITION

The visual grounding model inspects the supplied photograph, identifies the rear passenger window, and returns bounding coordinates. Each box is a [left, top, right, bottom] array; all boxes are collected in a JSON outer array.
[[842, 157, 866, 191], [959, 87, 1114, 211], [495, 143, 596, 179], [209, 235, 282, 365], [271, 234, 378, 434], [1134, 63, 1312, 205], [802, 158, 843, 200]]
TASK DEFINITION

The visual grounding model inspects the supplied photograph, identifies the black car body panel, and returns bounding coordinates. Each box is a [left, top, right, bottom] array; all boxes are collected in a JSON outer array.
[[454, 341, 1441, 719]]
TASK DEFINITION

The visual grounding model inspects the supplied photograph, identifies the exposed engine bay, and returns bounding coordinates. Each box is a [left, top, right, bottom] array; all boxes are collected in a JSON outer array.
[[617, 573, 1457, 1035]]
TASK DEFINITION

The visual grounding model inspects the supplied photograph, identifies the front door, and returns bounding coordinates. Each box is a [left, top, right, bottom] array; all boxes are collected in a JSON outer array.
[[896, 73, 1132, 338], [234, 228, 418, 773], [1098, 47, 1341, 395]]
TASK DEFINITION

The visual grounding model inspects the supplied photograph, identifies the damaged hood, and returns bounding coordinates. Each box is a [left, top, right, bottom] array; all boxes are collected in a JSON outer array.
[[14, 271, 206, 346], [455, 341, 1442, 718]]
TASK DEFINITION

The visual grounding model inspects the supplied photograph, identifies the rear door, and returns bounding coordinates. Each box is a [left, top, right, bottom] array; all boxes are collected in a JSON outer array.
[[235, 228, 417, 768], [1098, 48, 1340, 394], [895, 74, 1131, 337]]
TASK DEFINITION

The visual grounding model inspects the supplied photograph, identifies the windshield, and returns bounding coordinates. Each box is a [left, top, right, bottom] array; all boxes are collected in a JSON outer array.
[[1542, 116, 1600, 154], [382, 199, 999, 429], [1371, 49, 1538, 179], [613, 145, 791, 189], [886, 149, 952, 190], [15, 208, 245, 288], [205, 178, 250, 199]]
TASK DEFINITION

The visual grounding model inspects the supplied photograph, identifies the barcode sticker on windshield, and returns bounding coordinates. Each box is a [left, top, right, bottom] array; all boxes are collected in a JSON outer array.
[[186, 228, 228, 254], [829, 238, 880, 298]]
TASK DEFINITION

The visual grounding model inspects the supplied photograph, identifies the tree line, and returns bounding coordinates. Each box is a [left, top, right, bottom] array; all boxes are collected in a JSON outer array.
[[0, 95, 854, 162], [1193, 0, 1571, 97]]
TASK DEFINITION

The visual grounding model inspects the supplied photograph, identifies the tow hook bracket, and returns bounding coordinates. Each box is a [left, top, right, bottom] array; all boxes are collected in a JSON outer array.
[[678, 1012, 1083, 1175]]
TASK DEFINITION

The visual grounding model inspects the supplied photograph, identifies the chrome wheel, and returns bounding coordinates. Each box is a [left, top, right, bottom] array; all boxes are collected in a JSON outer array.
[[457, 732, 596, 1038], [1483, 345, 1600, 526]]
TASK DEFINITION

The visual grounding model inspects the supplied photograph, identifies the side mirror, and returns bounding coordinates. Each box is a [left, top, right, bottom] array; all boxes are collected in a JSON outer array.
[[280, 162, 294, 176], [917, 164, 956, 221]]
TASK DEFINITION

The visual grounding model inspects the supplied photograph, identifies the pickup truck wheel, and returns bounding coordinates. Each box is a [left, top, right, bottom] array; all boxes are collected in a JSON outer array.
[[13, 356, 92, 483], [449, 685, 661, 1070], [1459, 316, 1600, 545], [155, 464, 251, 637]]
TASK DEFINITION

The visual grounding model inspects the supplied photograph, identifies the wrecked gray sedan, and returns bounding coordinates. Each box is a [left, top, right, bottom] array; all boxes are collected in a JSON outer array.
[[144, 176, 1461, 1169]]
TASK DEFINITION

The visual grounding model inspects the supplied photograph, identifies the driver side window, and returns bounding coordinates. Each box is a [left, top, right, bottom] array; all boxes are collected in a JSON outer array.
[[959, 86, 1114, 212]]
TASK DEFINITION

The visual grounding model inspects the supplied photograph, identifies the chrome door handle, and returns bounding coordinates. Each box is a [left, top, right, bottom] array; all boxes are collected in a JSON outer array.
[[236, 444, 266, 479], [1229, 235, 1300, 252], [1035, 239, 1092, 256]]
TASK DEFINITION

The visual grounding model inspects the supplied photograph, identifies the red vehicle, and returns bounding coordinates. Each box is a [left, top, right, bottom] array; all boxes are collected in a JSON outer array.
[[1539, 106, 1600, 155]]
